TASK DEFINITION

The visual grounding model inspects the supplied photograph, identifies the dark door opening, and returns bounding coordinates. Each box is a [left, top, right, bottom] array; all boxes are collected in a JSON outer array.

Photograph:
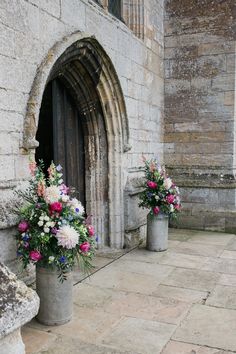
[[36, 78, 86, 206]]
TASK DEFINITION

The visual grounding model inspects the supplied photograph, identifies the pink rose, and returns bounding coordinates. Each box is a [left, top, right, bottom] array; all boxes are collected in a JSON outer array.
[[29, 250, 42, 262], [87, 225, 95, 236], [80, 242, 91, 253], [166, 194, 175, 204], [18, 220, 29, 233], [147, 181, 157, 189], [49, 202, 63, 214], [153, 206, 160, 215], [174, 204, 181, 211]]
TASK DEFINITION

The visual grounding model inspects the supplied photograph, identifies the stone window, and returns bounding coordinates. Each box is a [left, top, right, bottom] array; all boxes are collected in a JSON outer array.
[[108, 0, 122, 20], [92, 0, 144, 39]]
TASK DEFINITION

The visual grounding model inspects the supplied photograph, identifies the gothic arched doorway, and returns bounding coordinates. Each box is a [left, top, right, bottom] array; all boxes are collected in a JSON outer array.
[[23, 34, 130, 248], [36, 78, 86, 207]]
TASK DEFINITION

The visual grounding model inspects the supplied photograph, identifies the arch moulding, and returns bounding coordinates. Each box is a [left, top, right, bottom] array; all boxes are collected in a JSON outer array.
[[23, 31, 131, 248]]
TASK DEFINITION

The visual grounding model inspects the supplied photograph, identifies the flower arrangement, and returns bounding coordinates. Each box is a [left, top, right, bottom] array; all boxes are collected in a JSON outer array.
[[139, 157, 181, 217], [16, 160, 96, 281]]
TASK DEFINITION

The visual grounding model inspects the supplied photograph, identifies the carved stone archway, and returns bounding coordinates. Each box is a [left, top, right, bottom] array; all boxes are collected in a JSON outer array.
[[23, 32, 130, 248]]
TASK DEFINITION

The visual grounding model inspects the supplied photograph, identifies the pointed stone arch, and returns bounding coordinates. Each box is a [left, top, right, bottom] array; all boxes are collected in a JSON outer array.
[[23, 32, 130, 248]]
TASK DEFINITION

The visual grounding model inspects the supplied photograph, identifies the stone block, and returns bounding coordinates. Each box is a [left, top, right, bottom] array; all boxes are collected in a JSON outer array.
[[28, 0, 61, 18], [0, 55, 37, 93], [0, 89, 28, 113], [0, 111, 23, 133], [0, 329, 25, 354], [0, 262, 39, 343], [61, 0, 86, 28], [0, 156, 15, 181], [0, 228, 17, 264]]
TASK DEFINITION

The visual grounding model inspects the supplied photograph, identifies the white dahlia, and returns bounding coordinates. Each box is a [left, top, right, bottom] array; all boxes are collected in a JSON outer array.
[[163, 177, 172, 190], [44, 186, 61, 204], [55, 225, 79, 249], [68, 198, 85, 215]]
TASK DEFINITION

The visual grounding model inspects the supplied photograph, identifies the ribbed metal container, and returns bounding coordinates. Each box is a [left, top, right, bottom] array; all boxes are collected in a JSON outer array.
[[36, 267, 73, 326], [146, 212, 169, 251]]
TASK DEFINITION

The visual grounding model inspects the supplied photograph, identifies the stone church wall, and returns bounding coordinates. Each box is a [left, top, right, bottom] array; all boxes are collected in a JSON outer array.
[[0, 0, 164, 269], [164, 0, 236, 231]]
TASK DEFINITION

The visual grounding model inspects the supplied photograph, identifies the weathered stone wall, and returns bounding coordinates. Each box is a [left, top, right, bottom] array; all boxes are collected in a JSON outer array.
[[0, 0, 164, 266], [164, 0, 236, 231]]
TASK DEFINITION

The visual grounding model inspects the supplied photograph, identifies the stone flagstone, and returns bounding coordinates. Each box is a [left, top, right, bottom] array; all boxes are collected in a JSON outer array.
[[152, 284, 208, 304], [162, 340, 234, 354], [161, 268, 220, 291], [173, 304, 236, 352], [206, 284, 236, 310], [101, 317, 176, 354]]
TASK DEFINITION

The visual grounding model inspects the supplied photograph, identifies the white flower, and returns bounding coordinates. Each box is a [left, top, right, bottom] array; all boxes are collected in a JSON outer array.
[[40, 232, 45, 236], [44, 186, 61, 203], [44, 216, 50, 221], [48, 256, 55, 263], [58, 179, 63, 185], [55, 225, 79, 249], [38, 221, 44, 227], [155, 195, 159, 201], [68, 198, 85, 215], [164, 178, 172, 190], [44, 227, 50, 233], [170, 204, 174, 213], [62, 195, 69, 203], [39, 215, 44, 221]]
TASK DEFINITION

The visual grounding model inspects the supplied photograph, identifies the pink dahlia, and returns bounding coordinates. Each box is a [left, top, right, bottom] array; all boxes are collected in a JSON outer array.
[[49, 202, 63, 214], [166, 194, 175, 204], [87, 225, 95, 236], [29, 250, 42, 262], [153, 206, 160, 215], [18, 220, 29, 233], [80, 242, 91, 253], [147, 181, 157, 189]]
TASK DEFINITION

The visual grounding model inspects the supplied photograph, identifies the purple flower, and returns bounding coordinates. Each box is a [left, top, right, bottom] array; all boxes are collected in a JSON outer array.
[[75, 208, 80, 213], [51, 227, 58, 235]]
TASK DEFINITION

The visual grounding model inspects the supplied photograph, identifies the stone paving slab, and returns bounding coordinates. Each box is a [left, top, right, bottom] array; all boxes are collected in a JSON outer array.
[[161, 268, 220, 292], [220, 250, 236, 260], [206, 284, 236, 310], [173, 304, 236, 352], [157, 251, 209, 269], [202, 258, 236, 275], [162, 340, 234, 354], [225, 237, 236, 251], [153, 284, 208, 304], [38, 336, 132, 354], [186, 233, 235, 246], [101, 317, 176, 354], [21, 326, 57, 354], [173, 241, 225, 257], [218, 273, 236, 287]]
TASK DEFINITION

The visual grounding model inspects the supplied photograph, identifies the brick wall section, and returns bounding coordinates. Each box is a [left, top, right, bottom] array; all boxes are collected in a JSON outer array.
[[164, 0, 236, 231]]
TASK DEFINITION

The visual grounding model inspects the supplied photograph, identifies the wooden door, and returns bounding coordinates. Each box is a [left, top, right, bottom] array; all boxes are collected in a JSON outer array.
[[36, 79, 85, 206]]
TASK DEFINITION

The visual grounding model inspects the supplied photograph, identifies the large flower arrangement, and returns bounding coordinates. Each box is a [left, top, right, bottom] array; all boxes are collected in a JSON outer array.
[[139, 157, 181, 217], [16, 161, 96, 281]]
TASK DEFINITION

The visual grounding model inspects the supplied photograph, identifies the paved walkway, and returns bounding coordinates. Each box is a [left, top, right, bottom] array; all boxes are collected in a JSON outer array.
[[22, 229, 236, 354]]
